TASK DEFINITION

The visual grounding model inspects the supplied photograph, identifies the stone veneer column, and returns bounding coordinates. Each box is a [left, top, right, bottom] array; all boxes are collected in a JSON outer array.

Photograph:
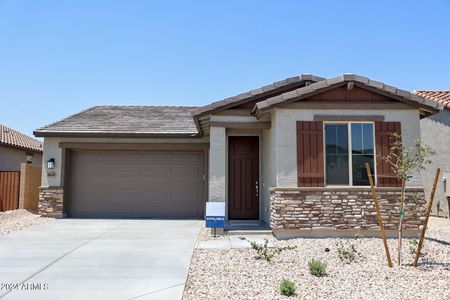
[[38, 187, 64, 218]]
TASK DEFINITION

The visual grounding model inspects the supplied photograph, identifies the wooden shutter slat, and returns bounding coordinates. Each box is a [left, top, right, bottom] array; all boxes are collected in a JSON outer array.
[[297, 121, 324, 187], [375, 121, 402, 187]]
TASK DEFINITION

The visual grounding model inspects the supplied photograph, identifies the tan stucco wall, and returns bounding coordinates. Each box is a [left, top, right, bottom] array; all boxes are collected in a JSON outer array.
[[261, 112, 277, 224], [0, 145, 42, 171], [208, 127, 226, 203], [41, 136, 209, 187], [421, 110, 450, 217], [271, 108, 423, 188]]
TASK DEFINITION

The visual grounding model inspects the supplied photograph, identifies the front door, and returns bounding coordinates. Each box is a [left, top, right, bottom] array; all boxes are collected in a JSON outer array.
[[228, 136, 259, 219]]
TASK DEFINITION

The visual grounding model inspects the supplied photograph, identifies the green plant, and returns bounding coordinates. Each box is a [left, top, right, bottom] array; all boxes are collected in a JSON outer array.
[[337, 241, 358, 263], [409, 238, 419, 254], [308, 259, 327, 277], [279, 279, 296, 297], [239, 237, 296, 262], [354, 233, 364, 240], [382, 133, 435, 266]]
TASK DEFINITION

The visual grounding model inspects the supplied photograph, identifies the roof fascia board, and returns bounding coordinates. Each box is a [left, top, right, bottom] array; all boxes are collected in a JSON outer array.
[[33, 131, 200, 138]]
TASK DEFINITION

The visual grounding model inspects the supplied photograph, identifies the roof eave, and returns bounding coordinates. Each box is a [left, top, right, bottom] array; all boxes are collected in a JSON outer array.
[[0, 142, 43, 153], [33, 131, 201, 138]]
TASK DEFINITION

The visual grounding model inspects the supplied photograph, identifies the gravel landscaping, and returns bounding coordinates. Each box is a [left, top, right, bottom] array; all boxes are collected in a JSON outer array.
[[0, 209, 53, 236], [184, 217, 450, 299], [198, 223, 225, 241]]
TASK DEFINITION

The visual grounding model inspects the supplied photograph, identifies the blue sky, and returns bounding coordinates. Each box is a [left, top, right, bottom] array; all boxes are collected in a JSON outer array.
[[1, 0, 449, 136]]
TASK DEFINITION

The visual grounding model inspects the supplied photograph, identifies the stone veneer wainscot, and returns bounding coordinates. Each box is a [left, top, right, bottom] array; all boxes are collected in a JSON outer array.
[[38, 187, 64, 218], [270, 187, 426, 235]]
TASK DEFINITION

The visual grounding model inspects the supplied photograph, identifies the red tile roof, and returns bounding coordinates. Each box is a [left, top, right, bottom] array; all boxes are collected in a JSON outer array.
[[0, 124, 43, 152], [415, 90, 450, 110]]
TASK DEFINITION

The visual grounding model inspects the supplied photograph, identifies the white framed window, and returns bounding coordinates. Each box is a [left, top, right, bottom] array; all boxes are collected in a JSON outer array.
[[324, 122, 376, 186]]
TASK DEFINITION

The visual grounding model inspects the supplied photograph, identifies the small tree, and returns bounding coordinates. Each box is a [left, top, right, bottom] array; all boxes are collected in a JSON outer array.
[[382, 133, 435, 266]]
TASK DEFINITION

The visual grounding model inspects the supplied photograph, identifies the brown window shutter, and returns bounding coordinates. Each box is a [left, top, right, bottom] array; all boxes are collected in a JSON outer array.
[[375, 121, 402, 187], [297, 121, 324, 187]]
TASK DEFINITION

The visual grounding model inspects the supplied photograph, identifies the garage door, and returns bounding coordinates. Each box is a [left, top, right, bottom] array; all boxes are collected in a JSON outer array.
[[70, 151, 205, 218]]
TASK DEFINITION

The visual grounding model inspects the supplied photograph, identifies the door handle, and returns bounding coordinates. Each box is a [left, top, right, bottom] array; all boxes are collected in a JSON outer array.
[[256, 181, 259, 197]]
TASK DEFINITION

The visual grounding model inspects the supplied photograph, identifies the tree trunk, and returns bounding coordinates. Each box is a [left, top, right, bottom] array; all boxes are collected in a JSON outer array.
[[397, 179, 406, 266]]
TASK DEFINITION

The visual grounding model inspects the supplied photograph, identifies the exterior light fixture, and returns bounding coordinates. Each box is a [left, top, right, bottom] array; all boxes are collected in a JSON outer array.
[[26, 152, 33, 164], [47, 158, 55, 170]]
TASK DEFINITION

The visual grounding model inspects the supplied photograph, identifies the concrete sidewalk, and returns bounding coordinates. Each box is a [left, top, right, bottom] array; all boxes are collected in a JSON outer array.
[[0, 219, 201, 300], [196, 235, 273, 249]]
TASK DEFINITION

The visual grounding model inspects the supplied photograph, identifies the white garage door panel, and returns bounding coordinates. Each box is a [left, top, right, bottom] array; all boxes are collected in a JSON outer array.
[[71, 151, 205, 217]]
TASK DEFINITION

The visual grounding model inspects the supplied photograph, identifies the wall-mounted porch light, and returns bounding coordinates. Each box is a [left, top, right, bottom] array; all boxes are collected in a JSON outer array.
[[26, 152, 33, 164], [47, 158, 55, 169]]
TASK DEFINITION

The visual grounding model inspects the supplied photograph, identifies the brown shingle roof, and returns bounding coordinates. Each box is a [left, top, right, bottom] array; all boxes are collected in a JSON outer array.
[[414, 90, 450, 110], [0, 124, 43, 152], [191, 74, 325, 117], [34, 105, 200, 137]]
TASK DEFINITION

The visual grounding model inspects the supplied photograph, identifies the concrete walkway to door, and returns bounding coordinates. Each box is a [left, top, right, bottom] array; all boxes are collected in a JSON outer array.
[[0, 219, 201, 300]]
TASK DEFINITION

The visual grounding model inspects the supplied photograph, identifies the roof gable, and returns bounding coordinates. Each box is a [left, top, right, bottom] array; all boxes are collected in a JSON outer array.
[[191, 74, 325, 117], [253, 74, 442, 118], [304, 85, 395, 102], [192, 73, 325, 136]]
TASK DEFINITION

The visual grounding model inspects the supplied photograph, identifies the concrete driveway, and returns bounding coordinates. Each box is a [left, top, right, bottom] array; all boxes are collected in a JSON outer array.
[[0, 219, 201, 300]]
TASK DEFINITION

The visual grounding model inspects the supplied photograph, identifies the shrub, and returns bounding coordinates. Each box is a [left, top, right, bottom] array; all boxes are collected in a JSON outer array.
[[409, 238, 419, 254], [279, 279, 296, 296], [239, 237, 296, 262], [354, 233, 364, 240], [308, 259, 327, 277], [337, 240, 358, 263]]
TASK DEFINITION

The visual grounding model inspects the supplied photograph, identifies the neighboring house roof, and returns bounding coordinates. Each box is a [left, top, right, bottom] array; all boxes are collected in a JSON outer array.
[[34, 105, 200, 137], [414, 90, 450, 110], [253, 74, 442, 118], [0, 124, 43, 152]]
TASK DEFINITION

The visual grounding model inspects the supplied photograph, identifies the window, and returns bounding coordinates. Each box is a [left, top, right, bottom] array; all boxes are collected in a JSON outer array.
[[325, 122, 375, 186], [325, 124, 349, 185], [351, 123, 374, 185]]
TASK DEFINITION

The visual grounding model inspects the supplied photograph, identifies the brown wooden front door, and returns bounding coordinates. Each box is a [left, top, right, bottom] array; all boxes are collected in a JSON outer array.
[[228, 136, 259, 219]]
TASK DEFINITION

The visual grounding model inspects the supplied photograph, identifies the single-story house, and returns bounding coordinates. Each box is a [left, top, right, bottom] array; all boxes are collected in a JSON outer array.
[[1, 124, 43, 171], [34, 74, 443, 237], [415, 90, 450, 218]]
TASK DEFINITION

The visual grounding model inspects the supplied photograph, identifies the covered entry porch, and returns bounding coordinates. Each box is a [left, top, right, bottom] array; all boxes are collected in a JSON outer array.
[[207, 120, 273, 226]]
